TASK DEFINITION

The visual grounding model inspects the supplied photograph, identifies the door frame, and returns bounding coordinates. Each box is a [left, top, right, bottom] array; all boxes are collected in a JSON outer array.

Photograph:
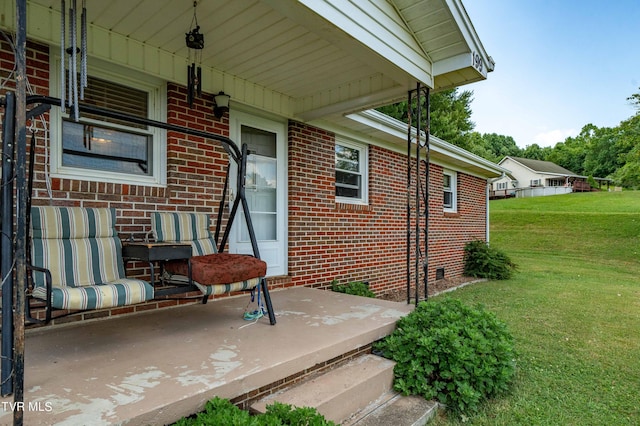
[[228, 109, 288, 277]]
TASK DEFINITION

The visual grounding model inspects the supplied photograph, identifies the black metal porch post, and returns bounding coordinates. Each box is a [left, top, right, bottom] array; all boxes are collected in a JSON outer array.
[[406, 90, 413, 305], [406, 83, 431, 306], [423, 86, 430, 302], [415, 83, 422, 306], [1, 92, 16, 398], [13, 0, 28, 423]]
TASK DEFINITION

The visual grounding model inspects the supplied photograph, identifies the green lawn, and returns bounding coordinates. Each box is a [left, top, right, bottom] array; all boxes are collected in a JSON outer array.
[[431, 191, 640, 425]]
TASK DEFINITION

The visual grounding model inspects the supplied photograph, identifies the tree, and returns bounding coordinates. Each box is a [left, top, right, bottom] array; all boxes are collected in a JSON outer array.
[[479, 133, 521, 162], [429, 89, 475, 150], [627, 87, 640, 112], [582, 125, 624, 178], [377, 88, 475, 150], [546, 136, 588, 175], [610, 114, 640, 187], [520, 143, 551, 161]]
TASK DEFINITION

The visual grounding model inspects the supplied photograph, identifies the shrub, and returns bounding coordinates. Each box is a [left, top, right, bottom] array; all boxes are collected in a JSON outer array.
[[173, 397, 254, 425], [173, 397, 335, 426], [374, 298, 516, 415], [262, 402, 336, 425], [464, 240, 517, 280], [330, 280, 376, 298]]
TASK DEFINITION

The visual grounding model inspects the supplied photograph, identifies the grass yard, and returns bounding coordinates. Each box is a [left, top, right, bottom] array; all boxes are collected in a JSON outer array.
[[431, 191, 640, 425]]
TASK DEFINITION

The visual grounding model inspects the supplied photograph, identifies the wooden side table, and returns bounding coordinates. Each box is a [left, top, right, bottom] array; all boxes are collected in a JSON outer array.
[[122, 242, 192, 286]]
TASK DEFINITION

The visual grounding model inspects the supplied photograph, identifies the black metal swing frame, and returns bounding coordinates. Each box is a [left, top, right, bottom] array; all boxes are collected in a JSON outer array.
[[1, 91, 277, 399]]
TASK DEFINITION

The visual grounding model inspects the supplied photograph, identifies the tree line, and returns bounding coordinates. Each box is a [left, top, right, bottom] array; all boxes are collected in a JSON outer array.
[[378, 88, 640, 188]]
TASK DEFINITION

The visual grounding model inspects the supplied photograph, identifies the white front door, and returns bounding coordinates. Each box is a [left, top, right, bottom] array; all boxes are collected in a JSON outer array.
[[229, 110, 287, 277]]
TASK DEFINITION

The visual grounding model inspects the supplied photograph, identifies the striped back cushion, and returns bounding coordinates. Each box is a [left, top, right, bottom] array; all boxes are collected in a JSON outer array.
[[30, 206, 125, 288], [151, 212, 217, 256]]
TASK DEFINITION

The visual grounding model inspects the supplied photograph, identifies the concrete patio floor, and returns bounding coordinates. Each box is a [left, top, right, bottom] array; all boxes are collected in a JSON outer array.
[[0, 287, 413, 425]]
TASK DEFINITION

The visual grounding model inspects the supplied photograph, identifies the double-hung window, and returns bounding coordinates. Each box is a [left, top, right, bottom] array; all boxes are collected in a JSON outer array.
[[51, 59, 166, 186], [443, 169, 457, 213], [335, 139, 368, 204]]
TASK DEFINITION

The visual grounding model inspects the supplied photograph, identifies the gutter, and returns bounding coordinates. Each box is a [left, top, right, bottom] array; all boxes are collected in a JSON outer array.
[[346, 109, 509, 178]]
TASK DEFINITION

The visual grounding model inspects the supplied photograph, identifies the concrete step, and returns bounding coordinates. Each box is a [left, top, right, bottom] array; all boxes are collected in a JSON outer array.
[[250, 354, 396, 424], [344, 392, 438, 426]]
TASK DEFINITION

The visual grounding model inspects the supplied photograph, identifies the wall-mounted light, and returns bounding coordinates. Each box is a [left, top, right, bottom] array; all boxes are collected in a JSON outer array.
[[213, 91, 230, 118]]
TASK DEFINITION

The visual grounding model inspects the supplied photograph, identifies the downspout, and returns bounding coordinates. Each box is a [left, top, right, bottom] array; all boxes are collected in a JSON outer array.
[[486, 173, 505, 244], [486, 182, 490, 243]]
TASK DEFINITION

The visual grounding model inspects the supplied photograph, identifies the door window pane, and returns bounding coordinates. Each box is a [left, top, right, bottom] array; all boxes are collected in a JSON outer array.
[[240, 126, 277, 242]]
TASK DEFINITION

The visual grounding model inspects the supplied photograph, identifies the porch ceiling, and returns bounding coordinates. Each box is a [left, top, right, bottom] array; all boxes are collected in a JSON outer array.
[[9, 0, 493, 122]]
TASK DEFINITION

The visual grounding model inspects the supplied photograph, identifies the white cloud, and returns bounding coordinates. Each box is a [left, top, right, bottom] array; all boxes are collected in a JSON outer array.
[[533, 129, 578, 147]]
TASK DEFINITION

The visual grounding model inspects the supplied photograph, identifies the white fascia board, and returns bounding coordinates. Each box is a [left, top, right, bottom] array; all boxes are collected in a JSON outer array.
[[444, 0, 495, 74], [347, 110, 508, 177], [433, 53, 485, 79], [297, 0, 434, 86]]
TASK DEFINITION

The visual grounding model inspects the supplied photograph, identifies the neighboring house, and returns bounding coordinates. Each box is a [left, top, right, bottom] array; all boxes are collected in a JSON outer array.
[[493, 156, 587, 198], [1, 0, 502, 323]]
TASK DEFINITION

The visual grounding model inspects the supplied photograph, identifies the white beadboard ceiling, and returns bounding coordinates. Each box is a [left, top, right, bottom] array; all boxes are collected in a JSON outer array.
[[8, 0, 494, 122]]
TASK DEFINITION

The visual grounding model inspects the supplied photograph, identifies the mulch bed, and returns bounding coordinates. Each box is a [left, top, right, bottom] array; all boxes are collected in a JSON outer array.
[[378, 276, 482, 302]]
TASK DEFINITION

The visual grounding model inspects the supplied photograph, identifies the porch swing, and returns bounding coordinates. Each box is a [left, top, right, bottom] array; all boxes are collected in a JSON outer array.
[[22, 94, 276, 326]]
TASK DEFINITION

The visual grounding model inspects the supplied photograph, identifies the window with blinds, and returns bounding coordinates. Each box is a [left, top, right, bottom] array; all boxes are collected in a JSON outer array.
[[61, 75, 152, 176], [81, 75, 148, 129]]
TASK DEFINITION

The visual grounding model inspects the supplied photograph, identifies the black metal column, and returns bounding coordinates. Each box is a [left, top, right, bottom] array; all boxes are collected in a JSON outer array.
[[13, 0, 29, 423], [1, 92, 16, 397], [423, 86, 430, 302], [406, 89, 413, 305], [406, 83, 430, 306]]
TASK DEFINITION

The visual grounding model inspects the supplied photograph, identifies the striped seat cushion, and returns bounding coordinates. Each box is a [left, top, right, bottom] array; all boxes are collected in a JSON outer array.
[[31, 279, 153, 310], [152, 212, 263, 295], [151, 212, 217, 255], [30, 206, 154, 310]]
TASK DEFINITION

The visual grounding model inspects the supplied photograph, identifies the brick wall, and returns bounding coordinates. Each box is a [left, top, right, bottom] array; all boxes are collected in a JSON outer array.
[[428, 168, 487, 281], [2, 39, 489, 323], [288, 122, 488, 296]]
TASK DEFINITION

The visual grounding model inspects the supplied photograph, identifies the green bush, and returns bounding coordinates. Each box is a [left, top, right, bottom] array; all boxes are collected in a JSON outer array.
[[173, 397, 335, 426], [330, 280, 376, 298], [374, 298, 516, 415], [173, 397, 253, 425], [262, 402, 336, 425], [463, 240, 517, 280]]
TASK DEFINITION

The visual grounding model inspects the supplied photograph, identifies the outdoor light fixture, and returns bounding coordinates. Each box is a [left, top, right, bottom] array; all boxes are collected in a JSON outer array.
[[213, 91, 230, 118]]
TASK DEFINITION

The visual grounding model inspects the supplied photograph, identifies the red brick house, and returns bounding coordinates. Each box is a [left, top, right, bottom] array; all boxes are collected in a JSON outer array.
[[1, 0, 505, 323]]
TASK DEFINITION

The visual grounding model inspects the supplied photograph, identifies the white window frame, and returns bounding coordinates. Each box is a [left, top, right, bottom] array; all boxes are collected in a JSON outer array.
[[50, 55, 167, 186], [443, 169, 457, 213], [335, 138, 368, 205]]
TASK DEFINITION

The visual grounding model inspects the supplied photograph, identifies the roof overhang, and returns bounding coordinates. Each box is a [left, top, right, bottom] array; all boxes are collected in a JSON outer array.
[[2, 0, 494, 123], [315, 109, 508, 179]]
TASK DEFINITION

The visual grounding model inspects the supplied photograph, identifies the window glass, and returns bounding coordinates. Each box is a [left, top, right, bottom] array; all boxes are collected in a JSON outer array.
[[240, 125, 277, 241], [51, 58, 166, 186], [62, 120, 152, 175], [443, 169, 457, 212], [61, 76, 152, 175], [335, 141, 367, 203]]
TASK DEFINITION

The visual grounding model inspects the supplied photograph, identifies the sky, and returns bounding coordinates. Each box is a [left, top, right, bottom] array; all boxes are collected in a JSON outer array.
[[461, 0, 640, 148]]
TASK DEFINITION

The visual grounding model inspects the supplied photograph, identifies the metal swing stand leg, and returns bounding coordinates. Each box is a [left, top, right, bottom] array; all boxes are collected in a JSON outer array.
[[236, 143, 276, 325], [212, 143, 276, 325]]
